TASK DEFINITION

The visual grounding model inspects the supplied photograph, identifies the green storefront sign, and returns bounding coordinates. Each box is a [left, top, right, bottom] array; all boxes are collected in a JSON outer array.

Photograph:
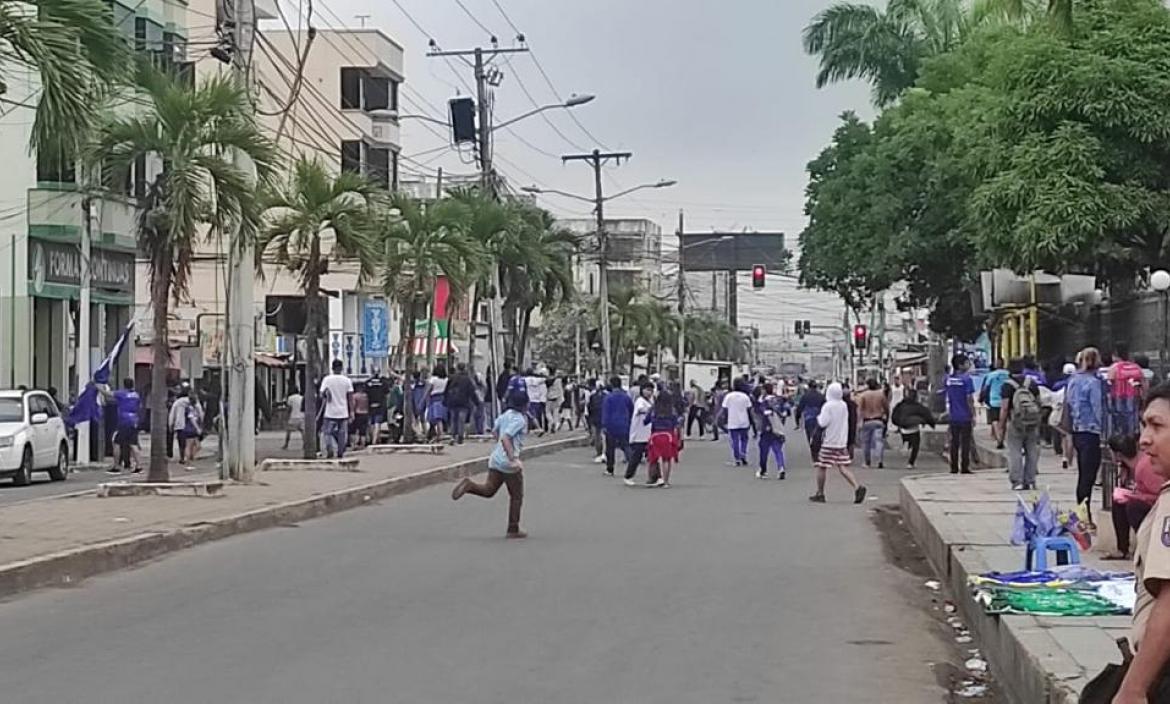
[[27, 238, 135, 304]]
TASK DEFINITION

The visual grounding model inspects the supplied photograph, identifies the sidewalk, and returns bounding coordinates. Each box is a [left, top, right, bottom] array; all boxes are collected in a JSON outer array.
[[0, 433, 587, 599], [901, 432, 1126, 703]]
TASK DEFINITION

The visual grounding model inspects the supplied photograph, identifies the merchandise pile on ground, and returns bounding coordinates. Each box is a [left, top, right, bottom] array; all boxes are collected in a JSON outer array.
[[969, 567, 1135, 617]]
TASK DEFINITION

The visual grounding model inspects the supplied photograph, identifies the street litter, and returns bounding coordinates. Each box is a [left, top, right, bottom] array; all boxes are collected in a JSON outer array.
[[965, 657, 988, 673], [925, 580, 941, 591]]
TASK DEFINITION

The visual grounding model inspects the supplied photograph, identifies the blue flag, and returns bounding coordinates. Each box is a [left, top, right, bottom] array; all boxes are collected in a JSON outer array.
[[68, 320, 136, 427]]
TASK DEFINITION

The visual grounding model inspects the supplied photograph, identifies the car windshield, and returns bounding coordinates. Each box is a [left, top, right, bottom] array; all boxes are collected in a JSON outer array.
[[0, 398, 22, 423]]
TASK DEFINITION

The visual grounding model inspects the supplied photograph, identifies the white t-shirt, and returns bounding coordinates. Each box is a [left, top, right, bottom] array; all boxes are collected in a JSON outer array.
[[428, 376, 448, 397], [320, 374, 354, 419], [629, 396, 653, 443], [287, 393, 304, 421], [525, 375, 548, 403], [721, 390, 753, 430]]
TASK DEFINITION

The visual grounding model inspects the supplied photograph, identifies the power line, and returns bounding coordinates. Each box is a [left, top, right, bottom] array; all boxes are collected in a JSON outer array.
[[452, 0, 496, 36]]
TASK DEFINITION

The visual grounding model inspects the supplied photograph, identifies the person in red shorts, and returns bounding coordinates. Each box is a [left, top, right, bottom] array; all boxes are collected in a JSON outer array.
[[646, 390, 681, 488]]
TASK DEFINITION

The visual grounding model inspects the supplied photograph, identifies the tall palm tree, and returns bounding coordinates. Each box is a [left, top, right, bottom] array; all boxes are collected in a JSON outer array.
[[2, 0, 130, 159], [259, 157, 379, 458], [90, 69, 278, 481], [803, 0, 1072, 106], [378, 193, 481, 437], [507, 205, 577, 363], [447, 187, 515, 372]]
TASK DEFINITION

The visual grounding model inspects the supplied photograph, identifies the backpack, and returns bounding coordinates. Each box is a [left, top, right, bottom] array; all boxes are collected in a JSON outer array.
[[1010, 380, 1041, 433]]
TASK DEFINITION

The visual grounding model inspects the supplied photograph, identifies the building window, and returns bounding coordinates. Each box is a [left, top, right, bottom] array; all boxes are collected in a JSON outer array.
[[367, 146, 390, 190], [340, 67, 362, 109], [36, 149, 76, 184], [340, 140, 362, 174], [134, 17, 147, 52], [363, 75, 389, 111]]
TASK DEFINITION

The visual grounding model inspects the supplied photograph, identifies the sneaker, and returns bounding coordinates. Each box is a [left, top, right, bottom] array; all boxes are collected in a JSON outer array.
[[777, 470, 786, 480], [131, 467, 143, 474], [451, 478, 470, 500], [1061, 459, 1069, 470], [593, 455, 605, 464], [1012, 484, 1026, 491], [623, 478, 636, 487], [604, 470, 614, 477], [755, 470, 766, 479], [877, 462, 884, 469], [907, 463, 915, 470], [653, 477, 666, 487], [105, 468, 121, 475], [660, 482, 671, 489], [808, 494, 826, 503], [853, 486, 868, 504], [506, 530, 528, 539], [960, 469, 973, 475]]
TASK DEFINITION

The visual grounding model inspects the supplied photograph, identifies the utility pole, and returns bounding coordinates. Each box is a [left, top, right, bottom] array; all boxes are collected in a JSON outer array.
[[877, 297, 886, 381], [428, 43, 528, 412], [77, 196, 94, 465], [226, 0, 256, 482], [562, 148, 632, 372], [676, 210, 686, 386]]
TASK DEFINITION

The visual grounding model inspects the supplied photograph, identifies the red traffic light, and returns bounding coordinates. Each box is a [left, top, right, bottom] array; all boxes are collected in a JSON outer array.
[[751, 264, 765, 289], [853, 324, 868, 350]]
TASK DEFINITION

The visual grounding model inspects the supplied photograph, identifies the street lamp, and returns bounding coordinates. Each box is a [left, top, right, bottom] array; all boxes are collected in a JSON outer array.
[[1153, 270, 1170, 378]]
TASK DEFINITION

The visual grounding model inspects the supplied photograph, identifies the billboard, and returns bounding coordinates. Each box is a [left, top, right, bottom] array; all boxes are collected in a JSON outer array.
[[678, 232, 787, 272]]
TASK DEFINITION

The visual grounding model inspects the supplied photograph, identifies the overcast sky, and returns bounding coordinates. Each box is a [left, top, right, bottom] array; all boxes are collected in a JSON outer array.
[[282, 0, 877, 334]]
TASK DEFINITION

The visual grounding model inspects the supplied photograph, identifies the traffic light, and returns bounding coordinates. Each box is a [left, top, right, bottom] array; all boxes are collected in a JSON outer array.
[[853, 324, 868, 350], [803, 320, 811, 336], [751, 264, 765, 289], [794, 321, 804, 339]]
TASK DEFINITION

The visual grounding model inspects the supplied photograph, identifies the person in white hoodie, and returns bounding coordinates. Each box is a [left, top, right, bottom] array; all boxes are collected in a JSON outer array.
[[810, 382, 867, 505]]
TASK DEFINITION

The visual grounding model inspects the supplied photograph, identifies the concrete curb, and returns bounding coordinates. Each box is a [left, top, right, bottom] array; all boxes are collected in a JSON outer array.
[[899, 476, 1079, 704], [0, 435, 589, 601]]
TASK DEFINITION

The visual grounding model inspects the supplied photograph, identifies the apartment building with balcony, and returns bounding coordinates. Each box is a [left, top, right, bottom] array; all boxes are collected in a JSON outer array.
[[558, 218, 665, 298], [0, 0, 202, 394]]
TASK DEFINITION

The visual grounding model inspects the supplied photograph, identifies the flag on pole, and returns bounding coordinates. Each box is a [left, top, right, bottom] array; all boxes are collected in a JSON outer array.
[[68, 320, 136, 426]]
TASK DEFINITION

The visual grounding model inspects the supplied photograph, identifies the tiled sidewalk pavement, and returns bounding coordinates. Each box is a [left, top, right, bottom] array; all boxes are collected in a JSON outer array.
[[0, 433, 587, 597], [901, 435, 1128, 703]]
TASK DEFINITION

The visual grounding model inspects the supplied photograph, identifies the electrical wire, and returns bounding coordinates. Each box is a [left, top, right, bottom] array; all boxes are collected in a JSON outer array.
[[452, 0, 496, 37]]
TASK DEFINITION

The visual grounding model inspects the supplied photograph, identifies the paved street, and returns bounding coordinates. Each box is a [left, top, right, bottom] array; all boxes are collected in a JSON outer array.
[[0, 431, 956, 703]]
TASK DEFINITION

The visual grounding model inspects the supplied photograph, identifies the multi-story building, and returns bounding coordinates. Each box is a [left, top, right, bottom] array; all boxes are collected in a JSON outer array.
[[0, 0, 205, 394], [559, 218, 664, 298], [128, 4, 407, 404]]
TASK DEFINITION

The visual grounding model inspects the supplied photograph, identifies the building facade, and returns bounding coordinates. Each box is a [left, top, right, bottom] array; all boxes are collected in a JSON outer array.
[[559, 218, 664, 298]]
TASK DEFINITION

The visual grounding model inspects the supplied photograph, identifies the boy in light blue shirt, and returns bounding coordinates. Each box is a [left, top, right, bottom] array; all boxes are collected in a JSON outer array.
[[451, 391, 528, 538]]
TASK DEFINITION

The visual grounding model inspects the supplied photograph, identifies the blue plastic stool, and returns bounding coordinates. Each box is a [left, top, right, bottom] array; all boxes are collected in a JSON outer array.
[[1025, 536, 1081, 571]]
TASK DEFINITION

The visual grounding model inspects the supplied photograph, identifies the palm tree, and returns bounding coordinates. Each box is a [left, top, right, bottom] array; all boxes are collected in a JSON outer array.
[[378, 193, 481, 437], [803, 0, 1073, 106], [91, 69, 279, 481], [2, 0, 130, 159], [447, 187, 515, 372], [506, 205, 577, 363], [259, 157, 379, 458]]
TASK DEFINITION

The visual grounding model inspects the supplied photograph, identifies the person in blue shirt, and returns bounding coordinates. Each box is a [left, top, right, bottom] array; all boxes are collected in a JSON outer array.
[[601, 375, 634, 477], [980, 361, 1010, 449], [754, 383, 786, 480], [106, 378, 142, 474], [450, 391, 529, 538], [795, 381, 826, 456], [1065, 347, 1106, 523], [944, 353, 976, 474]]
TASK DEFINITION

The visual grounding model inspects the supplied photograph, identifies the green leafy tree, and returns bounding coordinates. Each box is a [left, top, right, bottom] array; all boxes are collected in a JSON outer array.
[[259, 157, 379, 457], [91, 69, 278, 480]]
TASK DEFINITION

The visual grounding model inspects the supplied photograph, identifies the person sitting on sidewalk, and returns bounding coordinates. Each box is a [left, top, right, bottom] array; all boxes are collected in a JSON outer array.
[[891, 388, 936, 470], [1097, 384, 1170, 702], [450, 390, 528, 539], [1103, 434, 1161, 561], [998, 358, 1042, 491]]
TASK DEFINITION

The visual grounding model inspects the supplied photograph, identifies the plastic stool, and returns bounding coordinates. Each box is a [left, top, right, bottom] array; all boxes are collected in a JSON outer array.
[[1025, 536, 1081, 571]]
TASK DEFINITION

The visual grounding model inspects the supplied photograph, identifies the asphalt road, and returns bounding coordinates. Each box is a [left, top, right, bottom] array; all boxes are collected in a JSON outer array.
[[0, 428, 956, 703]]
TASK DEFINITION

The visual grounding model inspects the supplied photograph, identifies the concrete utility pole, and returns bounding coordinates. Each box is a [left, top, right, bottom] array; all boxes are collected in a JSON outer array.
[[226, 0, 256, 482], [561, 148, 632, 372], [676, 209, 686, 386], [77, 196, 94, 465], [427, 43, 528, 413]]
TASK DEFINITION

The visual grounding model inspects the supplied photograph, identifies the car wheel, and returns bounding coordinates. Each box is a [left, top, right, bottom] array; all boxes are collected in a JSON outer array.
[[48, 444, 68, 482], [13, 447, 32, 486]]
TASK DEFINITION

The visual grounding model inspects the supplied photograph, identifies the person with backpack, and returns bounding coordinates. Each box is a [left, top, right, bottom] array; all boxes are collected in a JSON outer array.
[[1065, 347, 1105, 523], [754, 383, 786, 480], [998, 358, 1042, 490], [1109, 342, 1147, 438], [943, 354, 976, 475]]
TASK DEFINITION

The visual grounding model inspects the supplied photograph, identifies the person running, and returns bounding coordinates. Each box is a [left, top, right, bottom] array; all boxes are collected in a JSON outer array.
[[980, 361, 1010, 449], [796, 381, 826, 455], [943, 353, 976, 475], [1065, 347, 1105, 524], [320, 359, 355, 458], [450, 390, 528, 539], [754, 383, 786, 480], [719, 380, 754, 466], [810, 382, 866, 504], [624, 382, 655, 486], [646, 388, 681, 487], [891, 388, 935, 469], [283, 385, 304, 450], [601, 376, 633, 477], [998, 358, 1041, 491], [857, 378, 889, 469], [106, 378, 142, 474]]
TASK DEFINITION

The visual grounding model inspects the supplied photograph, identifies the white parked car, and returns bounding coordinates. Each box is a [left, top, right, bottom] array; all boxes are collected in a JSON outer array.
[[0, 390, 69, 485]]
